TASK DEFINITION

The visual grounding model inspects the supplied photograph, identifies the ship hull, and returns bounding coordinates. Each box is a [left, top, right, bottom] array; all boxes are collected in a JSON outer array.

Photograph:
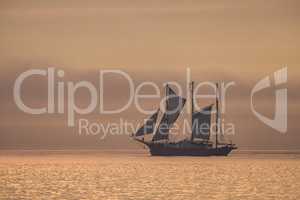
[[147, 143, 235, 156]]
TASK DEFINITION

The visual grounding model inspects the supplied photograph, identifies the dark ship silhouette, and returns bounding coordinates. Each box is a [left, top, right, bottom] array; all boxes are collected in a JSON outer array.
[[132, 81, 237, 156]]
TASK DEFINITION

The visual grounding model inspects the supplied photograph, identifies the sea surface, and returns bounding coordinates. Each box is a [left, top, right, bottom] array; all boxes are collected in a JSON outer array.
[[0, 150, 299, 200]]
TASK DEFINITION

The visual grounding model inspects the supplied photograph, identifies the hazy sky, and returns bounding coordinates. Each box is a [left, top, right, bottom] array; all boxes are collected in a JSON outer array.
[[0, 0, 299, 149]]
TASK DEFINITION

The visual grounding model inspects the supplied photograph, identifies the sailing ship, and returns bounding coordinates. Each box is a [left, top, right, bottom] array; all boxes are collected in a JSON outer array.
[[132, 81, 237, 156]]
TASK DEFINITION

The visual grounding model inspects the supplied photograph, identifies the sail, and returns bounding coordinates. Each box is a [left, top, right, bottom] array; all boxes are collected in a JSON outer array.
[[192, 104, 213, 140], [166, 86, 176, 100], [152, 86, 186, 141], [152, 113, 169, 141], [135, 110, 159, 137]]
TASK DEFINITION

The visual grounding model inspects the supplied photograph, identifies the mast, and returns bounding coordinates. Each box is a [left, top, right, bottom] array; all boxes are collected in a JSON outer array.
[[219, 84, 224, 142], [215, 83, 219, 149], [166, 83, 169, 143], [190, 81, 194, 141]]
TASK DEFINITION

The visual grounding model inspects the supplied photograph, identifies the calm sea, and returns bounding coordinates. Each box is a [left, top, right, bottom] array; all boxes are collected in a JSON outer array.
[[0, 150, 299, 200]]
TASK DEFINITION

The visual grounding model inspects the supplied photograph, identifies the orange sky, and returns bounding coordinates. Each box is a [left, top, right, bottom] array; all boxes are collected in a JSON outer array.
[[0, 0, 299, 149]]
